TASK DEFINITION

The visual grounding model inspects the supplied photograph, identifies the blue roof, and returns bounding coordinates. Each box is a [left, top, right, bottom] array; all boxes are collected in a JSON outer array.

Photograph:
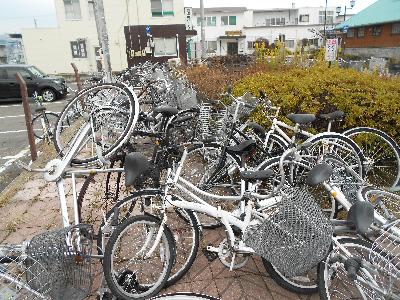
[[336, 0, 400, 29]]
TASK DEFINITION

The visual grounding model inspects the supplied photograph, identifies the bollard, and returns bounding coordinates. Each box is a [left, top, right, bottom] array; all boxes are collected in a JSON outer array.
[[16, 73, 38, 161], [71, 62, 82, 94]]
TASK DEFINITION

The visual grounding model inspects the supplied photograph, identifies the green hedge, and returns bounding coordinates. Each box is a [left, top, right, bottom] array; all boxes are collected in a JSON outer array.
[[233, 65, 400, 140]]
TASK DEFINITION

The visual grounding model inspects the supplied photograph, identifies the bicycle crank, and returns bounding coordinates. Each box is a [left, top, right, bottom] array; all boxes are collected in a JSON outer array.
[[217, 238, 250, 270]]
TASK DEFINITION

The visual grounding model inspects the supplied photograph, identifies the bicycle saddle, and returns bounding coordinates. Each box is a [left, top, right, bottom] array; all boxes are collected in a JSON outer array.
[[306, 163, 333, 186], [34, 106, 47, 113], [287, 113, 316, 125], [347, 201, 374, 234], [246, 122, 266, 139], [226, 139, 257, 156], [153, 105, 179, 117], [318, 110, 344, 121], [124, 152, 150, 187], [240, 169, 275, 182]]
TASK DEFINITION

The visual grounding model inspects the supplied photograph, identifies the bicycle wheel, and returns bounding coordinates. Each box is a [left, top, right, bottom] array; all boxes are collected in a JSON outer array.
[[180, 143, 241, 229], [358, 186, 400, 221], [166, 107, 200, 146], [31, 112, 59, 140], [344, 127, 400, 188], [103, 214, 175, 300], [318, 238, 399, 300], [99, 190, 200, 287], [53, 83, 138, 165]]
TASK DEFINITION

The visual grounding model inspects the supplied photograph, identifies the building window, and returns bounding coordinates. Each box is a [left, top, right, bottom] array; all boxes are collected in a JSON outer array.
[[207, 16, 216, 26], [154, 37, 177, 56], [88, 1, 95, 19], [319, 10, 334, 24], [221, 15, 236, 26], [64, 0, 81, 20], [247, 41, 254, 49], [151, 0, 173, 17], [347, 29, 355, 38], [0, 69, 7, 79], [266, 18, 285, 26], [392, 23, 400, 34], [196, 16, 216, 26], [206, 41, 217, 52], [285, 40, 294, 48], [299, 14, 309, 22], [70, 40, 87, 58], [372, 26, 382, 36], [357, 27, 365, 37]]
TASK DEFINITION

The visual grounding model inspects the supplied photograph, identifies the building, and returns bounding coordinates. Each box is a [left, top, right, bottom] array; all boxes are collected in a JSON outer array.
[[22, 0, 194, 74], [190, 6, 343, 58], [0, 34, 26, 65], [336, 0, 400, 59]]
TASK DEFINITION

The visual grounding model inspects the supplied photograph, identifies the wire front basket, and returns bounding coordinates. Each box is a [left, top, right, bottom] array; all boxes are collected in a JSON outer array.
[[198, 104, 229, 141], [245, 187, 333, 277], [27, 224, 94, 300], [370, 222, 400, 279]]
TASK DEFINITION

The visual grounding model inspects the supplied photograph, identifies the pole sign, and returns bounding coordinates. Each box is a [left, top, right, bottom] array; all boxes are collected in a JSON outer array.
[[325, 38, 338, 62], [184, 7, 193, 30], [343, 25, 349, 33]]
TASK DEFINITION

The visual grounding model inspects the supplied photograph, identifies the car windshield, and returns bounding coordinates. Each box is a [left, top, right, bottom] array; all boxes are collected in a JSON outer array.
[[28, 66, 47, 78]]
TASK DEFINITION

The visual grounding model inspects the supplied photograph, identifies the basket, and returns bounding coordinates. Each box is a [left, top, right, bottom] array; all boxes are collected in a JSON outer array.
[[26, 224, 94, 300], [227, 93, 259, 120], [198, 104, 229, 141], [0, 245, 51, 299], [370, 223, 400, 279], [245, 187, 333, 277]]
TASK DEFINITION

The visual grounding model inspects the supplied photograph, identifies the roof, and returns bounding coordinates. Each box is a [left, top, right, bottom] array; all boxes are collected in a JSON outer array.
[[192, 7, 247, 14], [336, 0, 400, 29]]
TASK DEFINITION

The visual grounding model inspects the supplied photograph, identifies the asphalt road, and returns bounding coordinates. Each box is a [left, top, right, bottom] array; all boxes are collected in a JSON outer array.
[[0, 86, 76, 192]]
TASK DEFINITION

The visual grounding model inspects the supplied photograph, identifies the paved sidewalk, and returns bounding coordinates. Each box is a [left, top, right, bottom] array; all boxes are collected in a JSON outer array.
[[0, 173, 320, 300]]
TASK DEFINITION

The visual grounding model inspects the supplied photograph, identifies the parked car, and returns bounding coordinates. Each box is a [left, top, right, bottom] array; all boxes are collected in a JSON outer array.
[[0, 65, 68, 102]]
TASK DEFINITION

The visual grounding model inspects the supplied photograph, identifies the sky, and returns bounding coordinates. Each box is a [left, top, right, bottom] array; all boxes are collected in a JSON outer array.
[[0, 0, 377, 34]]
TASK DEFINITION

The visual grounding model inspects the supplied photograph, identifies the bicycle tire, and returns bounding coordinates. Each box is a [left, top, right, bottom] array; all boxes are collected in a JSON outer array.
[[98, 190, 200, 287], [103, 214, 175, 300], [31, 112, 59, 140], [53, 83, 138, 165], [317, 238, 397, 300], [343, 127, 400, 188]]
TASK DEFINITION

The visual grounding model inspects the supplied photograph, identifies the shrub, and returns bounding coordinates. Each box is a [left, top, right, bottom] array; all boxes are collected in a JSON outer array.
[[233, 65, 400, 139]]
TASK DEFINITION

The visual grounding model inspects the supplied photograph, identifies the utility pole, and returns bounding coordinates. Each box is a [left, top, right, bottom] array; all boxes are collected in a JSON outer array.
[[200, 0, 206, 59], [92, 0, 112, 82]]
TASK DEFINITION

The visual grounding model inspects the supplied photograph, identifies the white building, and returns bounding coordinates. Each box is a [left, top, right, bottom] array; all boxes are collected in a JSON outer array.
[[190, 6, 343, 57], [22, 0, 187, 74]]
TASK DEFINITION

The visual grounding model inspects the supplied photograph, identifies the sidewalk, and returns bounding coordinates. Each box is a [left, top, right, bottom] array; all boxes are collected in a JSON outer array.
[[0, 172, 319, 300]]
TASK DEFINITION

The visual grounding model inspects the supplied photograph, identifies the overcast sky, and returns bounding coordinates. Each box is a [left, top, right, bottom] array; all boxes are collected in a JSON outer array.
[[0, 0, 377, 34]]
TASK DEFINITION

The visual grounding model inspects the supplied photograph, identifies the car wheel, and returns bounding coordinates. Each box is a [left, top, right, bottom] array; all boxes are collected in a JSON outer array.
[[41, 88, 56, 102]]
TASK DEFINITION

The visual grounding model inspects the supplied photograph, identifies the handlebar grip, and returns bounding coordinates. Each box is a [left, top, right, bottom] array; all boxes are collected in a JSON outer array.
[[344, 258, 360, 281]]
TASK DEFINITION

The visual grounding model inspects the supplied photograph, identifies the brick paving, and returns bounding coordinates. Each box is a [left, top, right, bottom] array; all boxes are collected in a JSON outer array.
[[0, 173, 320, 300]]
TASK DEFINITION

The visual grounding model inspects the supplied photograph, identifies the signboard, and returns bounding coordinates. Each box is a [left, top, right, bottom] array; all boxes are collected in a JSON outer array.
[[343, 25, 349, 33], [325, 38, 338, 62], [225, 30, 242, 36], [184, 7, 193, 30]]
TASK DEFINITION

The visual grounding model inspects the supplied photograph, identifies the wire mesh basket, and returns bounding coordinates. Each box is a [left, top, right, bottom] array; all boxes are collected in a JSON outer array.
[[226, 93, 259, 119], [0, 245, 51, 299], [198, 104, 229, 141], [245, 187, 333, 277], [369, 222, 400, 279], [26, 224, 94, 300]]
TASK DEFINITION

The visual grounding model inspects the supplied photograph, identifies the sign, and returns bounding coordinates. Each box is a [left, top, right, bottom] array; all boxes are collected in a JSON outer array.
[[225, 30, 242, 36], [325, 38, 338, 62], [343, 25, 349, 33], [146, 26, 151, 35], [184, 7, 193, 30]]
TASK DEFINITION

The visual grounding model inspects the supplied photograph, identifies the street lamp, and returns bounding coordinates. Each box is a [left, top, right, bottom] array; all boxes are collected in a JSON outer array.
[[336, 0, 355, 22]]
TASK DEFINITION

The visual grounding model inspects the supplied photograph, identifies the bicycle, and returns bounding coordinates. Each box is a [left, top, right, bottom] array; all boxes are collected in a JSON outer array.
[[102, 143, 334, 299], [31, 91, 60, 142]]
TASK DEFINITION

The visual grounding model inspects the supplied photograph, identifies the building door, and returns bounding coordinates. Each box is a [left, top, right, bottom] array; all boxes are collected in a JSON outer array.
[[227, 42, 238, 55]]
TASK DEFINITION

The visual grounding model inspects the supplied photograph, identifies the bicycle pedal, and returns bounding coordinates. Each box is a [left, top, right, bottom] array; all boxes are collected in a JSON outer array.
[[203, 246, 219, 262]]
